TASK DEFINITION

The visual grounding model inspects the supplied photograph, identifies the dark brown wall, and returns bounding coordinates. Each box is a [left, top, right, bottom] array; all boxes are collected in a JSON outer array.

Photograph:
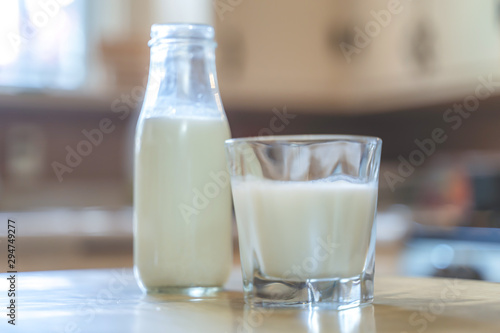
[[1, 94, 499, 186], [227, 96, 500, 160]]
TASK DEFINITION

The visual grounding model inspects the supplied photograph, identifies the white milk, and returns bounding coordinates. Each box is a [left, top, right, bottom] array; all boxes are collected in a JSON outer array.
[[134, 115, 232, 289], [232, 180, 377, 280]]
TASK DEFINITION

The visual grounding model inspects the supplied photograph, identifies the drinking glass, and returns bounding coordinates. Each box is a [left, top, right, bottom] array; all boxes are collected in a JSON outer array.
[[225, 135, 382, 309]]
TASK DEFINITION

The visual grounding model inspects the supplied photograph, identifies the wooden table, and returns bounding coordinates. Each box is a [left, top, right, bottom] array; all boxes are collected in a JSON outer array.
[[1, 268, 500, 332]]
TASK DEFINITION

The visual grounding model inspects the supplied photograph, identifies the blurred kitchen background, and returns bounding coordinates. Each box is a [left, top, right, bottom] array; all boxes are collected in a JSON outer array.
[[1, 0, 500, 281]]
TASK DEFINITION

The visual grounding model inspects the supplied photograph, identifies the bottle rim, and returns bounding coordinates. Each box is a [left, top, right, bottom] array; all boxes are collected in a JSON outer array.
[[149, 23, 215, 47]]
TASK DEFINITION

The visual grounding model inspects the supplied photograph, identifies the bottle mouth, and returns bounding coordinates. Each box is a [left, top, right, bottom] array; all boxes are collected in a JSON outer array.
[[149, 23, 215, 47]]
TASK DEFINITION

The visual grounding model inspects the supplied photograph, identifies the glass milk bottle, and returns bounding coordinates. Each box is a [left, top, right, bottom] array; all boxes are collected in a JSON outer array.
[[134, 24, 232, 294]]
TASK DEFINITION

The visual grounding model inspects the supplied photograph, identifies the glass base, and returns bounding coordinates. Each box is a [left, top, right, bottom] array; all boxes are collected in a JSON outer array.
[[145, 286, 223, 297], [244, 272, 374, 310]]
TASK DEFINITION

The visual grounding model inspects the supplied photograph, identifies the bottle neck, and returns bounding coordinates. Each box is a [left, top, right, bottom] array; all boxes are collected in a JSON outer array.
[[142, 41, 224, 118]]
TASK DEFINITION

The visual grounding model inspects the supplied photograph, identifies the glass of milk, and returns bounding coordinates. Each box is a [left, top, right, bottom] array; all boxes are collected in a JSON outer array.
[[225, 135, 382, 309]]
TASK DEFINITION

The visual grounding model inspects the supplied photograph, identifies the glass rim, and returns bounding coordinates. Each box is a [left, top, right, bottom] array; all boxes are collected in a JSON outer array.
[[149, 23, 215, 47], [225, 134, 382, 146]]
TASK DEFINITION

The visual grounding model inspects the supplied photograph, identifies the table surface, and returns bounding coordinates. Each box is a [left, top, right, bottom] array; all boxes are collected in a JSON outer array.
[[1, 268, 500, 333]]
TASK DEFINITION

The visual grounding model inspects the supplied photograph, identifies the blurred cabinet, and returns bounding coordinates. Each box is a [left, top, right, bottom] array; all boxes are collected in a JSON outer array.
[[353, 0, 500, 110], [216, 0, 500, 113], [215, 0, 354, 111]]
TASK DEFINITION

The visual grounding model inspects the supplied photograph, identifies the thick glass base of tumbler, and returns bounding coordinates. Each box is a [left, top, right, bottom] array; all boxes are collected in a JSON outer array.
[[145, 286, 223, 297], [244, 272, 374, 310]]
